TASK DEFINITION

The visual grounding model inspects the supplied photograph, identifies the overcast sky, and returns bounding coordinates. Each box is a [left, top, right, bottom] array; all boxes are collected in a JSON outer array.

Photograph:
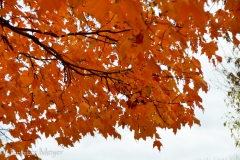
[[29, 45, 240, 160]]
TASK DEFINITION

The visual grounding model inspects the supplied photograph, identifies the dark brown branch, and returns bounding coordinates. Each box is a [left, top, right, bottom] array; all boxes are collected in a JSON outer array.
[[19, 52, 57, 61], [5, 20, 130, 42], [0, 16, 131, 84]]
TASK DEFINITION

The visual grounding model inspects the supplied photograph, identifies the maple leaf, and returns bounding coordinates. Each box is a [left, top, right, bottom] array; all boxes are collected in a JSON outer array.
[[153, 140, 162, 151]]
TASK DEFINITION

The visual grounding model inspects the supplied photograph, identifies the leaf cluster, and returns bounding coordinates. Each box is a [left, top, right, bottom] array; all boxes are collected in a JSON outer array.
[[0, 0, 236, 159]]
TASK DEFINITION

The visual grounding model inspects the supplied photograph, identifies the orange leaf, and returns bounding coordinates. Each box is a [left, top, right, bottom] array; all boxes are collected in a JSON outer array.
[[153, 140, 162, 151]]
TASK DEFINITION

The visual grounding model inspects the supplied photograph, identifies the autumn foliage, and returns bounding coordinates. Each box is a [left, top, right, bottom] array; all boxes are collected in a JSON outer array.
[[0, 0, 238, 159]]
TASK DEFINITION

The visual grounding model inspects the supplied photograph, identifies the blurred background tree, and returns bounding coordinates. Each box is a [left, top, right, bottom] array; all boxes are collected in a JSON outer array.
[[216, 32, 240, 147]]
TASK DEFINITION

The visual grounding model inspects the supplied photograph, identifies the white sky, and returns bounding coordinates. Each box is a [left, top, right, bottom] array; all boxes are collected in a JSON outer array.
[[29, 46, 240, 160]]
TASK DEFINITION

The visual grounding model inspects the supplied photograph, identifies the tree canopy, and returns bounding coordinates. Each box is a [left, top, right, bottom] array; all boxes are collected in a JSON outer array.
[[0, 0, 238, 159]]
